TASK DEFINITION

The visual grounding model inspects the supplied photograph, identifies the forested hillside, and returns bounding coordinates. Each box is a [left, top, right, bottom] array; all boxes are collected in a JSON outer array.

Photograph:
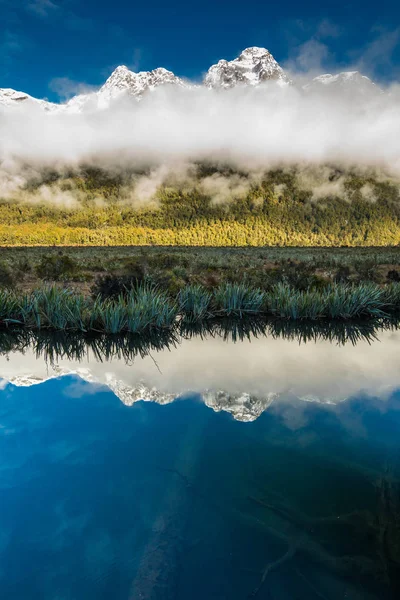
[[1, 166, 400, 246]]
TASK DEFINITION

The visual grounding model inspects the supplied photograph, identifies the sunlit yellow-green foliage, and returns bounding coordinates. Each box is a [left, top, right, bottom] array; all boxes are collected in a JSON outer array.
[[1, 167, 400, 246]]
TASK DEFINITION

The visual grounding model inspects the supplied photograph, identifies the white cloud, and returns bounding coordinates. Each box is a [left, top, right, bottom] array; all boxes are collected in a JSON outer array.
[[1, 62, 400, 206], [49, 77, 97, 100]]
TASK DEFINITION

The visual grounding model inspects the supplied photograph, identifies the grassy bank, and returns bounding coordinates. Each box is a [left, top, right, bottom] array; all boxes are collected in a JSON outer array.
[[2, 246, 400, 297], [1, 282, 400, 333]]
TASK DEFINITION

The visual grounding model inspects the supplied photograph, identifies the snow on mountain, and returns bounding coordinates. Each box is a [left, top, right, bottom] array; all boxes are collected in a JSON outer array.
[[61, 65, 189, 113], [0, 88, 57, 111], [0, 50, 384, 114], [303, 71, 382, 95], [99, 65, 188, 99], [2, 371, 308, 423], [204, 47, 290, 89]]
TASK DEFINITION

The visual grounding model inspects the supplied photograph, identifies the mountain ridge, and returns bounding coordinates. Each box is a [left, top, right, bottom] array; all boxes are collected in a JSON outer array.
[[0, 46, 380, 113]]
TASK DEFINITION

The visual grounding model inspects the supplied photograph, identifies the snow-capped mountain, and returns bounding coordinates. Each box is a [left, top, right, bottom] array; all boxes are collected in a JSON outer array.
[[1, 371, 314, 423], [204, 46, 290, 88], [303, 71, 382, 95], [0, 88, 57, 111], [99, 65, 188, 99], [61, 65, 189, 113], [0, 48, 383, 114]]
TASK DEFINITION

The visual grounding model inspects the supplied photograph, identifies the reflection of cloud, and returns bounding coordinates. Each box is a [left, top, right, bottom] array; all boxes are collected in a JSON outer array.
[[2, 330, 400, 422], [62, 377, 107, 399]]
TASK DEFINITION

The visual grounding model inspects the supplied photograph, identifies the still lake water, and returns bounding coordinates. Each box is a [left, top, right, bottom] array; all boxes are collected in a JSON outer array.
[[1, 323, 400, 599]]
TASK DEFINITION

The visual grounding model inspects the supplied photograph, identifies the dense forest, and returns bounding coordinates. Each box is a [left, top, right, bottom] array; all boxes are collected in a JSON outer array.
[[1, 165, 400, 246]]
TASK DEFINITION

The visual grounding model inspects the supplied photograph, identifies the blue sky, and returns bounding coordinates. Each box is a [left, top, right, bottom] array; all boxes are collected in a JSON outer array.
[[0, 0, 399, 101]]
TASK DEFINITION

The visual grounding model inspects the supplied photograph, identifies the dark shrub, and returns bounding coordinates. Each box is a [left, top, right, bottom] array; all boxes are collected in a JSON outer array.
[[387, 269, 400, 282], [0, 261, 14, 287], [147, 253, 190, 269], [36, 254, 78, 280], [91, 274, 145, 300], [122, 259, 146, 280], [16, 258, 32, 273], [354, 259, 379, 282], [270, 260, 317, 291], [335, 265, 351, 283]]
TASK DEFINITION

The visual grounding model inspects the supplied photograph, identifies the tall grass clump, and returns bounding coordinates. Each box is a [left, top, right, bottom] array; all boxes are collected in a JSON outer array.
[[324, 283, 387, 319], [178, 285, 212, 322], [382, 283, 400, 313], [125, 285, 177, 333], [1, 281, 400, 334], [265, 282, 390, 320], [266, 284, 326, 320], [0, 289, 19, 324], [90, 284, 177, 334], [18, 287, 90, 331], [213, 283, 265, 317], [90, 296, 128, 334]]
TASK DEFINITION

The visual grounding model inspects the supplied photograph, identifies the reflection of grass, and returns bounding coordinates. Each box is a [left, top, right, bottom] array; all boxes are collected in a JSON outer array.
[[0, 317, 396, 362], [1, 283, 400, 335]]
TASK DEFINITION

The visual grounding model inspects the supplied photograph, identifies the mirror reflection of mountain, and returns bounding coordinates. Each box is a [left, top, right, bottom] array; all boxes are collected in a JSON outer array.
[[1, 319, 400, 422], [2, 318, 400, 599]]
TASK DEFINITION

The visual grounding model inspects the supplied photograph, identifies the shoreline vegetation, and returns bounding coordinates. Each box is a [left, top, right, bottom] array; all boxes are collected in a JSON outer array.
[[2, 246, 400, 328], [1, 282, 400, 333]]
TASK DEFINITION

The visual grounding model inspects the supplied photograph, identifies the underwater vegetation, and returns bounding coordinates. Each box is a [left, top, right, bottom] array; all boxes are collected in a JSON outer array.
[[1, 282, 400, 334]]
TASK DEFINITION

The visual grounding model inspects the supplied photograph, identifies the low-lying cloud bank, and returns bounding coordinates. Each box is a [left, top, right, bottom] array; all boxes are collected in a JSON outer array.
[[1, 82, 400, 204]]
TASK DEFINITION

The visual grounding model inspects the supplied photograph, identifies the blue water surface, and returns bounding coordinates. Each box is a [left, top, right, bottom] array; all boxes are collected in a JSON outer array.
[[1, 375, 400, 599]]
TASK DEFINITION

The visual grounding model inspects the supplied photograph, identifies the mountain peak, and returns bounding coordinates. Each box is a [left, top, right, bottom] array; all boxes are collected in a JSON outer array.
[[109, 65, 131, 76], [0, 49, 385, 114], [204, 46, 290, 89], [99, 64, 187, 100], [239, 46, 274, 58], [304, 71, 382, 95]]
